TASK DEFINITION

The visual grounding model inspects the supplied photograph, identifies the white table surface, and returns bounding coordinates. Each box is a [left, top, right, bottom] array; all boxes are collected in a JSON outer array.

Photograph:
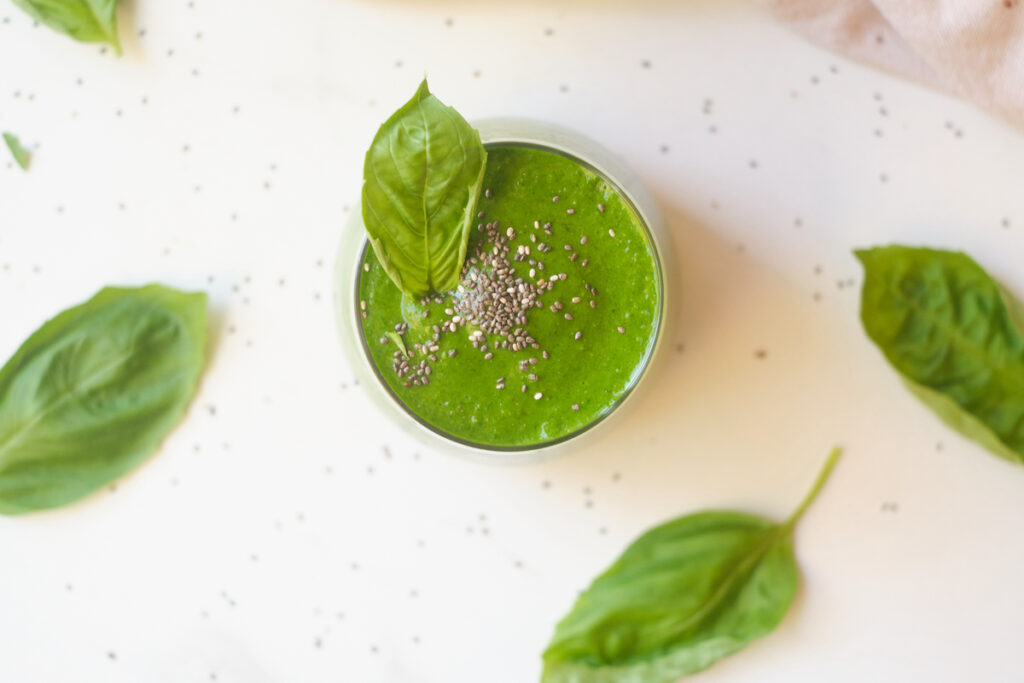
[[3, 1, 1024, 682]]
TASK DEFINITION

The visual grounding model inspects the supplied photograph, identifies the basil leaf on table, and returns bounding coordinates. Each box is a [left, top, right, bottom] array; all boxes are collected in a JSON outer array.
[[856, 245, 1024, 464], [0, 285, 206, 514], [3, 132, 30, 171], [12, 0, 121, 54], [361, 78, 487, 298], [541, 448, 842, 683]]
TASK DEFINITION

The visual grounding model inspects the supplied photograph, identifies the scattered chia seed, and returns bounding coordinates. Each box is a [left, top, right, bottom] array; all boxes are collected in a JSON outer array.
[[564, 313, 573, 320], [521, 385, 527, 392], [589, 300, 596, 308], [597, 203, 605, 212], [566, 208, 575, 215], [360, 300, 367, 311], [582, 259, 588, 267], [580, 236, 588, 245], [485, 188, 493, 198], [574, 331, 582, 340], [363, 263, 370, 272], [484, 352, 494, 360], [572, 403, 580, 411], [552, 195, 560, 203], [617, 326, 625, 333], [534, 392, 543, 400], [608, 229, 616, 237]]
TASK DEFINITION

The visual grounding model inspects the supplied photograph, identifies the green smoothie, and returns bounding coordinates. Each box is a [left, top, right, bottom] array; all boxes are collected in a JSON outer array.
[[357, 144, 661, 448]]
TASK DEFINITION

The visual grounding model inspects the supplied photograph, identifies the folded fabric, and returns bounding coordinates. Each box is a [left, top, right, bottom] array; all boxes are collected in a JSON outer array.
[[757, 0, 1024, 130]]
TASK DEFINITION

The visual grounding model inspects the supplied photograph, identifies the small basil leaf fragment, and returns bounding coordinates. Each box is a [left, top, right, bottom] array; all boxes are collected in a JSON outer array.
[[361, 78, 487, 298], [12, 0, 121, 54], [387, 331, 409, 358], [856, 245, 1024, 464], [0, 285, 207, 514], [3, 132, 30, 171], [541, 448, 842, 683]]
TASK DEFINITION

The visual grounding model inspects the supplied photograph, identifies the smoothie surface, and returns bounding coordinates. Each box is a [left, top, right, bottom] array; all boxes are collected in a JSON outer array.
[[357, 144, 660, 448]]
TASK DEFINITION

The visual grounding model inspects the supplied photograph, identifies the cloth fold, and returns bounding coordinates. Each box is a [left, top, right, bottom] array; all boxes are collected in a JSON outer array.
[[757, 0, 1024, 130]]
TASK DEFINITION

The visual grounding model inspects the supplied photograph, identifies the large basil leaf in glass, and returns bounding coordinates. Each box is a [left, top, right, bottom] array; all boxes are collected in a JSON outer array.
[[361, 79, 486, 298], [13, 0, 121, 54], [542, 448, 842, 682], [0, 285, 206, 514], [857, 245, 1024, 464]]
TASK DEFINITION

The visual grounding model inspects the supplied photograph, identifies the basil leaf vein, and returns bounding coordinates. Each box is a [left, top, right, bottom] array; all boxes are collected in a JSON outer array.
[[856, 245, 1024, 463], [0, 284, 206, 514], [12, 0, 121, 54], [361, 79, 486, 298], [541, 448, 842, 682]]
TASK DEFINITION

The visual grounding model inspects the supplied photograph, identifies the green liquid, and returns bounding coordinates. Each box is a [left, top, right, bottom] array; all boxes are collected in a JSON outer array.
[[358, 145, 660, 448]]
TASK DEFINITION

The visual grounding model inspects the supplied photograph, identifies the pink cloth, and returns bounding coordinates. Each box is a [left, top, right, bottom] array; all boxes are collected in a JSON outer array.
[[757, 0, 1024, 130]]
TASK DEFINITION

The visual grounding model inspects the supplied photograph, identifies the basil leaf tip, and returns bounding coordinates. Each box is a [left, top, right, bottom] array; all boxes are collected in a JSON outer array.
[[857, 245, 1024, 465], [361, 78, 487, 298], [12, 0, 122, 54], [541, 447, 842, 683], [3, 132, 31, 171], [0, 284, 207, 514]]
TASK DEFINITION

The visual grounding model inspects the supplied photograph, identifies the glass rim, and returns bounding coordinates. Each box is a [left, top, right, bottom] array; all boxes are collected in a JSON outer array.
[[343, 121, 669, 457]]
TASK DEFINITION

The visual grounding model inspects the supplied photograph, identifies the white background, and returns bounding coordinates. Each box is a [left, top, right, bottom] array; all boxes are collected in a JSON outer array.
[[2, 1, 1024, 681]]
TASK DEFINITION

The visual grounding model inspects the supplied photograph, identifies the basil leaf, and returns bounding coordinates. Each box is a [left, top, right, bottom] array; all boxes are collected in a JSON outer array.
[[856, 245, 1024, 464], [0, 285, 206, 514], [3, 132, 30, 171], [361, 79, 487, 297], [542, 448, 842, 682], [386, 331, 409, 358], [12, 0, 121, 54]]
